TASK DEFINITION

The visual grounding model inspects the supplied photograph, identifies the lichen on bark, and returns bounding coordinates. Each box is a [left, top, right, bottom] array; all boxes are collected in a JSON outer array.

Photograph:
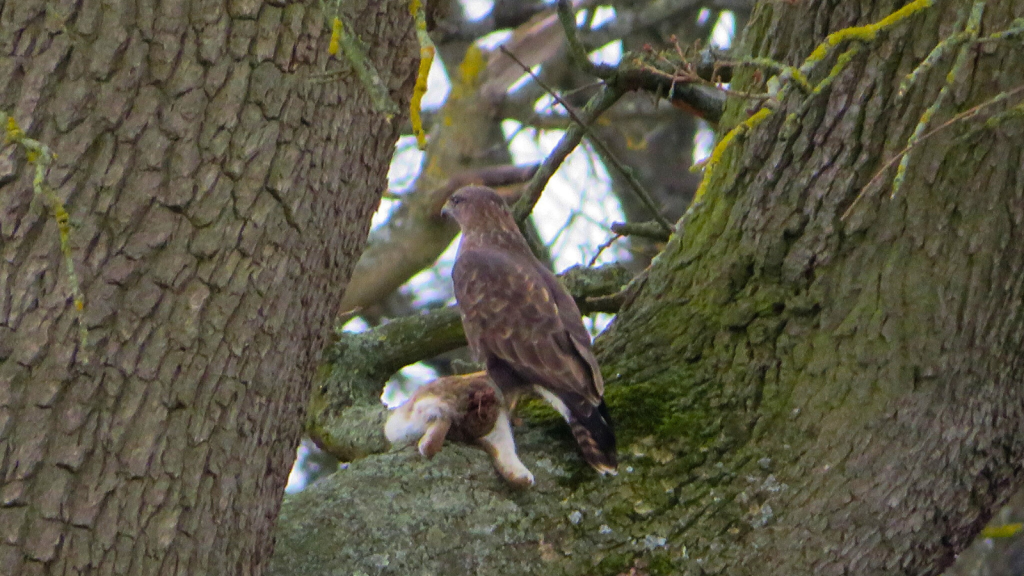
[[272, 1, 1024, 575]]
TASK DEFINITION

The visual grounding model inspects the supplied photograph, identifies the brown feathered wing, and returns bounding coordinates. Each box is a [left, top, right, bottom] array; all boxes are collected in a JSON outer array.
[[453, 247, 617, 473]]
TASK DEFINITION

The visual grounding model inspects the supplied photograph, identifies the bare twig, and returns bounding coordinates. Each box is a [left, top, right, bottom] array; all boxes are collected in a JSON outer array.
[[426, 164, 539, 215], [555, 0, 727, 123], [695, 46, 733, 83], [555, 0, 616, 80], [500, 47, 673, 234], [629, 63, 759, 103], [610, 220, 672, 242], [843, 83, 1024, 220], [323, 9, 400, 119], [588, 219, 672, 266], [3, 112, 89, 364], [587, 234, 621, 267], [511, 85, 625, 223], [888, 1, 985, 200]]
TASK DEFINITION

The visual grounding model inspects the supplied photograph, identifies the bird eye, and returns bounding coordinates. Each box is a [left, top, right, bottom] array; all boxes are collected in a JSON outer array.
[[449, 196, 463, 205]]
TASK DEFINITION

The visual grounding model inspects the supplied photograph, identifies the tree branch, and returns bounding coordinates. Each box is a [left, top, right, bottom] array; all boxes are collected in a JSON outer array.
[[555, 0, 726, 123], [500, 47, 673, 234], [610, 220, 672, 242], [336, 43, 502, 315], [555, 0, 616, 79], [421, 163, 540, 217], [511, 85, 625, 223], [271, 427, 639, 576], [309, 264, 635, 461]]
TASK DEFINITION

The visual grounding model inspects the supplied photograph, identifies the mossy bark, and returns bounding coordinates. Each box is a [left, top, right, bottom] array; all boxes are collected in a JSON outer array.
[[0, 0, 417, 573], [271, 1, 1024, 575]]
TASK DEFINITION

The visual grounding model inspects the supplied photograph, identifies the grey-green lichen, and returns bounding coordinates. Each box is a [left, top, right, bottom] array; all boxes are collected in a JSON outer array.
[[2, 112, 89, 363], [272, 419, 770, 575]]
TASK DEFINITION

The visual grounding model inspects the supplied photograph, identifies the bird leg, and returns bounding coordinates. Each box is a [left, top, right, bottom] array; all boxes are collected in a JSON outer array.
[[502, 392, 524, 426]]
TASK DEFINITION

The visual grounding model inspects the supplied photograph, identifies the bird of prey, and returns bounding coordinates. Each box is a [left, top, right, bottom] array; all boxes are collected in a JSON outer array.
[[444, 186, 617, 474], [385, 372, 534, 487]]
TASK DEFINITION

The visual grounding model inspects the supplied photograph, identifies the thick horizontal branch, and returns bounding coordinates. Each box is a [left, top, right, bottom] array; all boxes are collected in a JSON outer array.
[[616, 68, 727, 124], [426, 164, 539, 215], [308, 264, 634, 461], [328, 264, 633, 401], [497, 103, 684, 131]]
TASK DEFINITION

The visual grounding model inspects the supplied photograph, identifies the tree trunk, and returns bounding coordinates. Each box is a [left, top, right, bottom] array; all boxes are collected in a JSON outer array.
[[269, 1, 1024, 574], [0, 1, 416, 574]]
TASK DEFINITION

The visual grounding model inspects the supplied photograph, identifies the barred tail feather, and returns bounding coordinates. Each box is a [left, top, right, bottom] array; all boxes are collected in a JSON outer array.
[[568, 399, 617, 474], [535, 388, 617, 474]]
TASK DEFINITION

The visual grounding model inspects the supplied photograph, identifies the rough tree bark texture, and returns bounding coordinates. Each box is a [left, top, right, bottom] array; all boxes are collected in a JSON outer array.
[[0, 0, 416, 574], [269, 1, 1024, 575]]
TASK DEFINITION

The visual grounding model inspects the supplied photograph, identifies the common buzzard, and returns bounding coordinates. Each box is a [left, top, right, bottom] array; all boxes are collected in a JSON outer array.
[[445, 186, 617, 474]]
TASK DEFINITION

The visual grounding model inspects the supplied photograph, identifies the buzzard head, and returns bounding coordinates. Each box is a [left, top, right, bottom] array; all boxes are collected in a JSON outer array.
[[442, 185, 511, 227], [443, 185, 532, 255]]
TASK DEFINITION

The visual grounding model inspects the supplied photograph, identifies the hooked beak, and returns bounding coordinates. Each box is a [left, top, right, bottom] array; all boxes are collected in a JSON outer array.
[[440, 199, 456, 221]]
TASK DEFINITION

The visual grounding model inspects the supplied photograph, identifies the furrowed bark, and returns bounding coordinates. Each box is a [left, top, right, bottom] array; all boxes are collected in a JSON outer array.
[[0, 1, 417, 573]]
